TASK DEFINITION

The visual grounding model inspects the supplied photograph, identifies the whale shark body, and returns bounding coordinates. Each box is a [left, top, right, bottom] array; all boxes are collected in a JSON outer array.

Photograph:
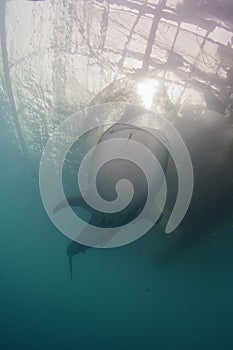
[[55, 120, 169, 280]]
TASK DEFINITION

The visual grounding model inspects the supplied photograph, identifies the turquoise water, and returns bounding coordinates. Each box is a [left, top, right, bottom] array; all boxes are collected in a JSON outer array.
[[1, 0, 233, 347], [1, 113, 233, 350]]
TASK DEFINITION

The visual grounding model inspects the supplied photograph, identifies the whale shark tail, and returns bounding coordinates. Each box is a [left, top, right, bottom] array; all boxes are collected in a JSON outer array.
[[66, 241, 88, 281], [68, 253, 74, 282]]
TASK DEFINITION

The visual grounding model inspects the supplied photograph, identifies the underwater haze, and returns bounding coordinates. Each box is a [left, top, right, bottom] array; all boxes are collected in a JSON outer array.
[[1, 1, 233, 350]]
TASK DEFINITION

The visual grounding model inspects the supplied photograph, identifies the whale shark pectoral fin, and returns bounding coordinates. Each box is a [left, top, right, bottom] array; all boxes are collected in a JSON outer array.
[[53, 192, 87, 214]]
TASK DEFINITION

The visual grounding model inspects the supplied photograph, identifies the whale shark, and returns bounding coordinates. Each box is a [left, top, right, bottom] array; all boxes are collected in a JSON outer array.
[[54, 117, 169, 280]]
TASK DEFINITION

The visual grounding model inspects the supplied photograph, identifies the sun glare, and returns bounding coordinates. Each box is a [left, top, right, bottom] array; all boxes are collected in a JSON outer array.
[[136, 78, 160, 109]]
